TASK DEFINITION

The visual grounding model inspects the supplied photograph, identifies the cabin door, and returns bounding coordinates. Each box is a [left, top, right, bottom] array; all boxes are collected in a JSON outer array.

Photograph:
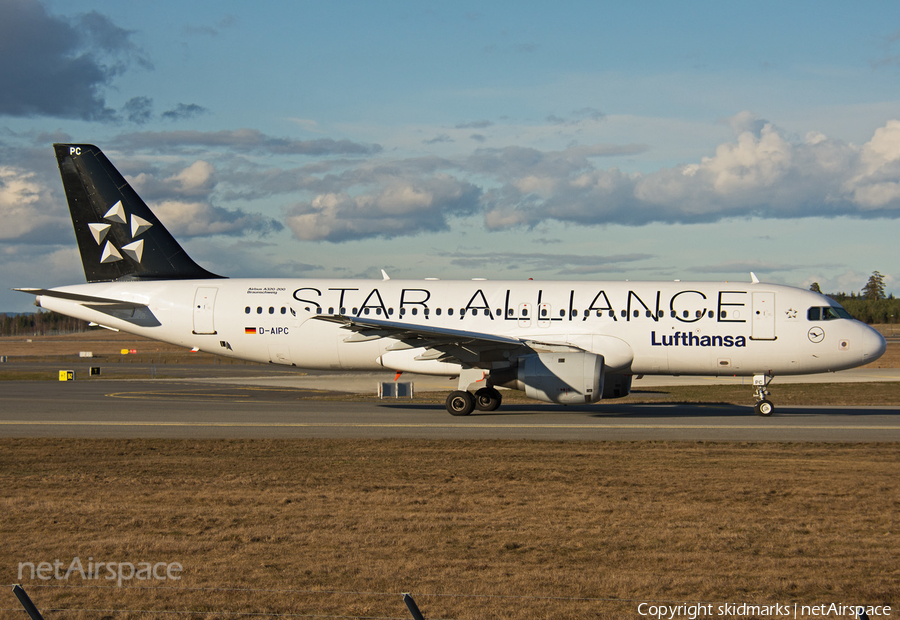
[[192, 287, 218, 335], [751, 292, 776, 340]]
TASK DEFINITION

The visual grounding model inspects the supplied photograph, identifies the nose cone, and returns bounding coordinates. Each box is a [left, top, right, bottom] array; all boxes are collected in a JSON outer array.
[[860, 325, 887, 365]]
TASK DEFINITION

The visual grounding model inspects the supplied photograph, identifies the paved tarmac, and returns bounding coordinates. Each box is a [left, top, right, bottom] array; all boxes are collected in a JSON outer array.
[[1, 375, 898, 441]]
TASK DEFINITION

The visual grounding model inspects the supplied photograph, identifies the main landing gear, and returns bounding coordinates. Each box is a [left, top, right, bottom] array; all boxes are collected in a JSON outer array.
[[445, 387, 503, 416], [753, 374, 775, 416]]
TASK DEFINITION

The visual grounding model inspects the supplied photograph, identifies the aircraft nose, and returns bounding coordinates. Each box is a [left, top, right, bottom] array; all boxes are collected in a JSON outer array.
[[860, 325, 887, 364]]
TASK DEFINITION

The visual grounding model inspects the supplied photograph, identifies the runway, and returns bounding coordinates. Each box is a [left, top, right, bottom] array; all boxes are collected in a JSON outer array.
[[2, 378, 899, 441]]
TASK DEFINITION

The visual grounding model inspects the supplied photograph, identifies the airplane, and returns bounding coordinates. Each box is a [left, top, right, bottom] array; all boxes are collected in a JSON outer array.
[[16, 144, 887, 417]]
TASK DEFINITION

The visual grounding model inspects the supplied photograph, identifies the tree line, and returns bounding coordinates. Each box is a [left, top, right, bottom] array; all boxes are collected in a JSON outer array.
[[0, 311, 90, 337], [811, 271, 899, 325]]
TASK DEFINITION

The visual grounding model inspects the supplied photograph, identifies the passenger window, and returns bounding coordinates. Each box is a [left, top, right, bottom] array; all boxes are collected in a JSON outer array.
[[436, 308, 442, 316], [633, 310, 639, 318], [448, 308, 454, 316], [559, 309, 565, 317], [328, 307, 334, 315], [281, 307, 287, 314], [412, 308, 418, 316], [257, 307, 263, 314], [269, 307, 275, 314], [245, 306, 251, 314]]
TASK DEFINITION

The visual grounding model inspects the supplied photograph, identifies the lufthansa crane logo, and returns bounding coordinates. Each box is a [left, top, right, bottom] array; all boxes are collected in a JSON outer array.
[[808, 327, 825, 343]]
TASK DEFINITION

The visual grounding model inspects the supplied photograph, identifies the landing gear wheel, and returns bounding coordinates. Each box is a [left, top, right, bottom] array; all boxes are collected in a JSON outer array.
[[474, 387, 502, 412], [446, 390, 476, 416], [755, 399, 774, 416]]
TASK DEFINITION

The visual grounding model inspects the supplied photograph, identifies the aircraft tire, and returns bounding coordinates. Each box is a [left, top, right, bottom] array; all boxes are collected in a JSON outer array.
[[446, 390, 476, 416], [474, 387, 502, 412], [755, 400, 774, 416]]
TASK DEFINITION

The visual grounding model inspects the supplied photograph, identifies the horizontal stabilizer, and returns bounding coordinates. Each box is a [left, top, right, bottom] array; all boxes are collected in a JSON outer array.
[[14, 288, 148, 310]]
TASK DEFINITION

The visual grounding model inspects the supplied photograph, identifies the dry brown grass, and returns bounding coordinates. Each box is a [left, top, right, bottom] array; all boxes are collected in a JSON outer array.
[[1, 439, 897, 619]]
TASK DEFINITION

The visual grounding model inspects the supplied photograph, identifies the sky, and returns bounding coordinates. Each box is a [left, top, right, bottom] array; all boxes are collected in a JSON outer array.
[[1, 0, 900, 312]]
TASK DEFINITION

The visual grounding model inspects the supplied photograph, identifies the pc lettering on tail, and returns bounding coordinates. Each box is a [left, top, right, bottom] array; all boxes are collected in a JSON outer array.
[[16, 144, 887, 416]]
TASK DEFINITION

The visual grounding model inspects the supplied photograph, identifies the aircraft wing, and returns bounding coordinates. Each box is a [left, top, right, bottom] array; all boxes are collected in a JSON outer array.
[[314, 314, 522, 345]]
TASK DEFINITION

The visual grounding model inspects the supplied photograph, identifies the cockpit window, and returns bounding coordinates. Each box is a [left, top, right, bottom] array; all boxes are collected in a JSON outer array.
[[808, 306, 853, 321]]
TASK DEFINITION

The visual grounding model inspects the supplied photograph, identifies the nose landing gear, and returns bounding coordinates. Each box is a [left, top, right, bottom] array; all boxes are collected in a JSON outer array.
[[753, 374, 775, 416]]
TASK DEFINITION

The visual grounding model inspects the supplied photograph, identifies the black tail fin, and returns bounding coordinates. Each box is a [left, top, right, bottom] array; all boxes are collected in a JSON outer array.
[[54, 144, 222, 282]]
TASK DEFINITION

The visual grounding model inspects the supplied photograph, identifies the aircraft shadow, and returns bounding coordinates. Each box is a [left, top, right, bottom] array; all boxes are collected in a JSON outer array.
[[380, 402, 900, 419]]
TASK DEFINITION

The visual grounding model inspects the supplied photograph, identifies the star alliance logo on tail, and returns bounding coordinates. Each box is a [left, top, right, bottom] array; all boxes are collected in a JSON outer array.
[[89, 200, 153, 265]]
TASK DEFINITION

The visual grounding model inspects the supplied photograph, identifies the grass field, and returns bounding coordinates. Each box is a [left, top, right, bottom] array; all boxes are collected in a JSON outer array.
[[2, 332, 898, 619], [1, 440, 897, 619]]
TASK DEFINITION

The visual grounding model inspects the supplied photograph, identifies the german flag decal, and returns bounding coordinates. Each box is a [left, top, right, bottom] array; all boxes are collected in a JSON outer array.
[[245, 327, 257, 334]]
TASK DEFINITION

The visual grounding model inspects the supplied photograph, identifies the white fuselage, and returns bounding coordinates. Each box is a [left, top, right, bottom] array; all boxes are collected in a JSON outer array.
[[36, 278, 886, 378]]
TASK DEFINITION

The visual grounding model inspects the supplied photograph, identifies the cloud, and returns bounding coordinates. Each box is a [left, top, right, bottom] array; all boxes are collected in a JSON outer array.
[[124, 97, 153, 124], [123, 159, 282, 237], [455, 120, 494, 129], [478, 116, 900, 230], [183, 15, 237, 38], [0, 0, 150, 120], [573, 108, 606, 122], [152, 199, 283, 238], [442, 251, 653, 275], [114, 129, 382, 156], [0, 166, 69, 242], [161, 103, 209, 121], [285, 175, 481, 242], [423, 134, 453, 145]]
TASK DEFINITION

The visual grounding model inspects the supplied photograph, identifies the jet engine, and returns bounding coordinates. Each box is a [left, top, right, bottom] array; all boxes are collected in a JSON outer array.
[[494, 351, 604, 404]]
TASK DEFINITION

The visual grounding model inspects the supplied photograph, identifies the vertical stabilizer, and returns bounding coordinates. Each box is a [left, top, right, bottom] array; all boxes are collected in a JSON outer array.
[[54, 144, 221, 282]]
